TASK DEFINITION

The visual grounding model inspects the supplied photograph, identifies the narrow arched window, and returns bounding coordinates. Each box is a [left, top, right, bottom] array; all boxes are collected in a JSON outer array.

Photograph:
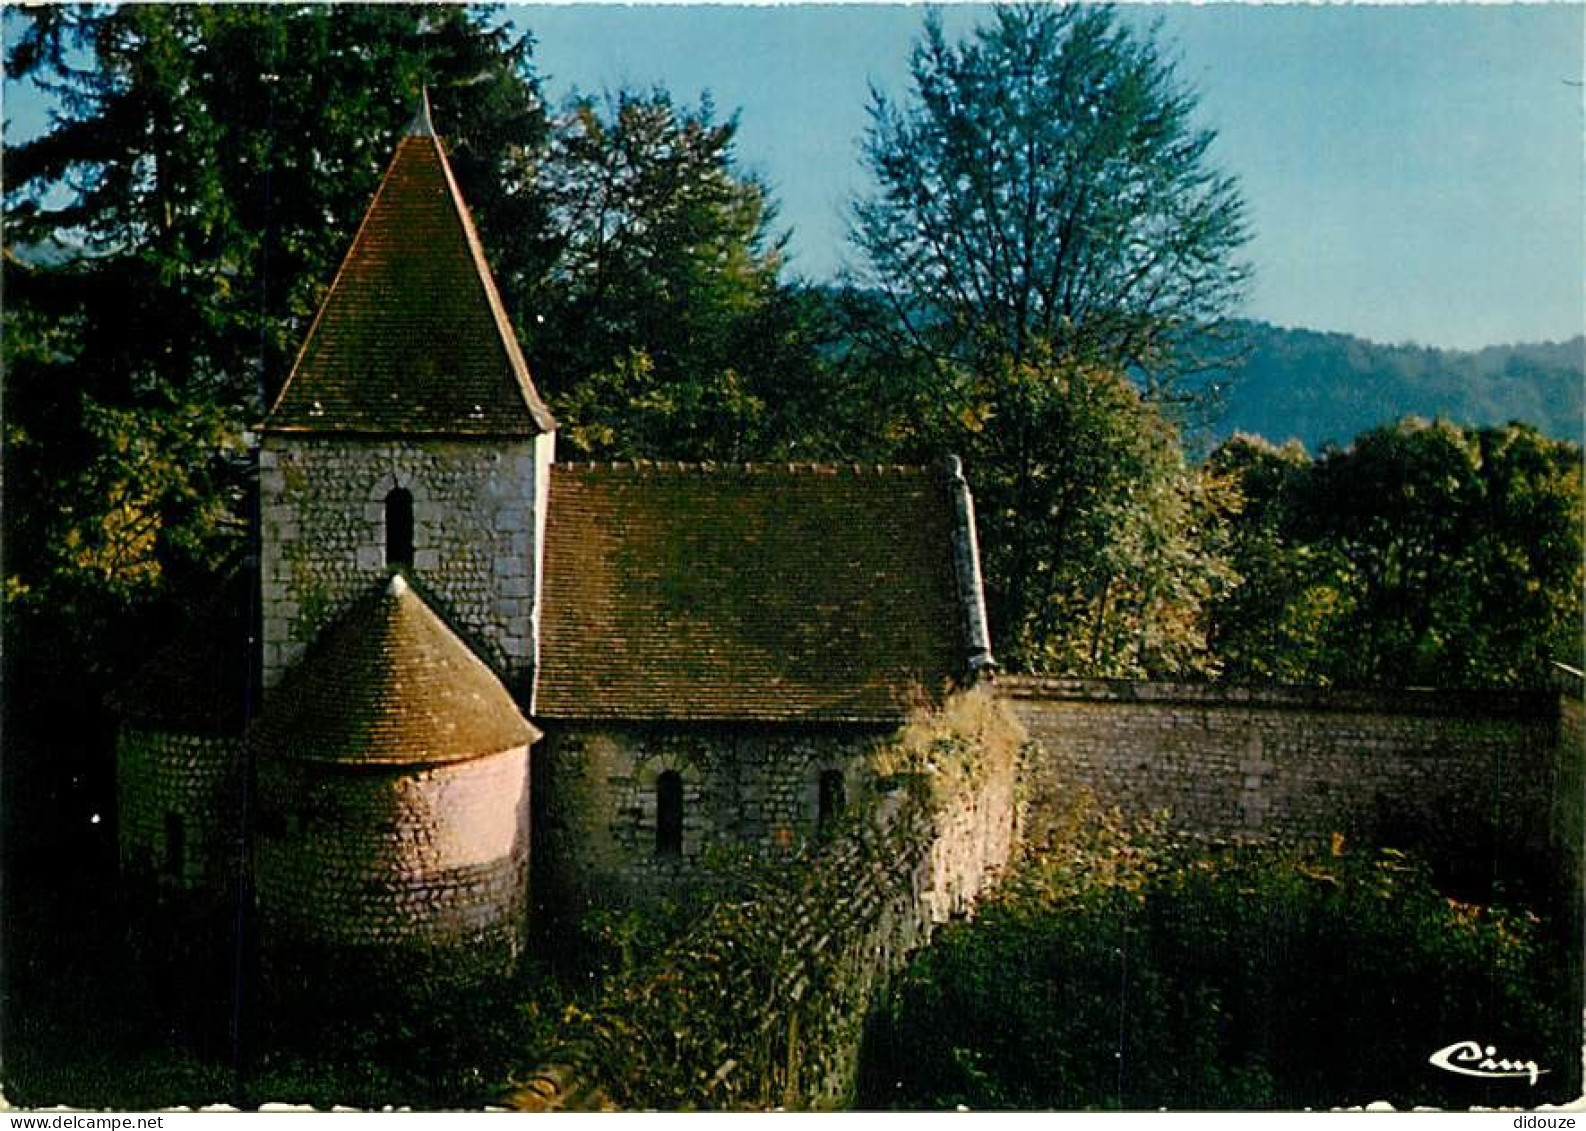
[[818, 770, 846, 833], [656, 770, 683, 858], [385, 487, 414, 569]]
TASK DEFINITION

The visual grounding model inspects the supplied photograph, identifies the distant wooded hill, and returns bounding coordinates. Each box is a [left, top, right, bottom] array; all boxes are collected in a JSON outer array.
[[1218, 322, 1584, 451]]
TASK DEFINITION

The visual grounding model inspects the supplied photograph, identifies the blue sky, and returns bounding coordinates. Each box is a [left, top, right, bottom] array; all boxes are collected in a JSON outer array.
[[5, 4, 1583, 350], [515, 3, 1584, 350]]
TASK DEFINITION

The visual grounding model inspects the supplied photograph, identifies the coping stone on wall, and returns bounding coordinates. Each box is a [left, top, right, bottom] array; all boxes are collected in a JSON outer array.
[[996, 676, 1555, 721]]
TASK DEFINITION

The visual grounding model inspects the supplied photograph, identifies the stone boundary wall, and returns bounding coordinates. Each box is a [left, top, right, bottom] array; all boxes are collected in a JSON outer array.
[[505, 695, 1021, 1110], [1002, 674, 1584, 1109], [1002, 677, 1577, 874]]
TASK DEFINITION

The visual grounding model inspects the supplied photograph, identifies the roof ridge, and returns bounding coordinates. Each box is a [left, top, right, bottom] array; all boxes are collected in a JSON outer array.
[[555, 460, 931, 476], [428, 132, 556, 432], [406, 88, 436, 138]]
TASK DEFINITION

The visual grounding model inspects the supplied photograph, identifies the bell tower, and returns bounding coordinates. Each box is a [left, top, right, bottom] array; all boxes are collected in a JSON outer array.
[[258, 94, 556, 700]]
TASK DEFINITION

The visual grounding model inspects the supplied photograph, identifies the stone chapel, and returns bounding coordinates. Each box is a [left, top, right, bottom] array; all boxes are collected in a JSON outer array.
[[112, 99, 996, 985]]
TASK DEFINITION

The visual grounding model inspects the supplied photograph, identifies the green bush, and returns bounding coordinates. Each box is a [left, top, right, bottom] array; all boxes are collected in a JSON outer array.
[[859, 821, 1574, 1110]]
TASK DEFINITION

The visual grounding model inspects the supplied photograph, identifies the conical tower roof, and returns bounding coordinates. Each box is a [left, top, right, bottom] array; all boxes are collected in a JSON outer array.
[[252, 574, 540, 765], [265, 98, 554, 436]]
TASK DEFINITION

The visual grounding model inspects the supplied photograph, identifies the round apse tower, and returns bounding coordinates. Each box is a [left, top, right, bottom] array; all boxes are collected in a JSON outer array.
[[250, 573, 540, 999]]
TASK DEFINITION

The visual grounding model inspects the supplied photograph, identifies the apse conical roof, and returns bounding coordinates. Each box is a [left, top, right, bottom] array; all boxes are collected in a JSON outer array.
[[252, 574, 539, 765]]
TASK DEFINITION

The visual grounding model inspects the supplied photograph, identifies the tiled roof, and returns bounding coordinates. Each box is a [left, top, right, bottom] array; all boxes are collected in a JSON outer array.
[[264, 128, 554, 436], [252, 574, 539, 765], [110, 563, 258, 735], [536, 463, 968, 722]]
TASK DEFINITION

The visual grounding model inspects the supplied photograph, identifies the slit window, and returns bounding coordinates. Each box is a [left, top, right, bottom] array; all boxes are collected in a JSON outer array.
[[385, 487, 414, 569], [656, 771, 683, 857], [818, 770, 846, 832]]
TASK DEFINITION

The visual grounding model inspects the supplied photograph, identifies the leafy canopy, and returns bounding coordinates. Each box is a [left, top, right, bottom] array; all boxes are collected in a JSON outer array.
[[851, 2, 1250, 393], [1208, 419, 1584, 688], [524, 87, 823, 462], [842, 4, 1251, 670], [953, 349, 1236, 676]]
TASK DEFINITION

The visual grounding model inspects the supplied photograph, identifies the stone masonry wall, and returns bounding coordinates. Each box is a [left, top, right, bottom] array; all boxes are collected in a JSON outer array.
[[115, 726, 240, 896], [1004, 678, 1572, 870], [254, 745, 531, 984], [508, 691, 1023, 1110], [258, 432, 553, 696], [534, 724, 884, 915]]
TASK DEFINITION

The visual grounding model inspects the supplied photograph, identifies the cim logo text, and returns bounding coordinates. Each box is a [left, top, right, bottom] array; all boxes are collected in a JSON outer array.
[[1429, 1039, 1548, 1086]]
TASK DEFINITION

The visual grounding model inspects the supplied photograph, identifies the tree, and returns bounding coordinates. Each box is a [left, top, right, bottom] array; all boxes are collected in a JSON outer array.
[[2, 14, 554, 1037], [1299, 419, 1583, 688], [1207, 420, 1584, 689], [521, 88, 811, 461], [0, 3, 553, 856], [842, 4, 1249, 669], [1204, 434, 1348, 684], [945, 348, 1236, 675], [1455, 423, 1585, 682], [850, 3, 1250, 397]]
